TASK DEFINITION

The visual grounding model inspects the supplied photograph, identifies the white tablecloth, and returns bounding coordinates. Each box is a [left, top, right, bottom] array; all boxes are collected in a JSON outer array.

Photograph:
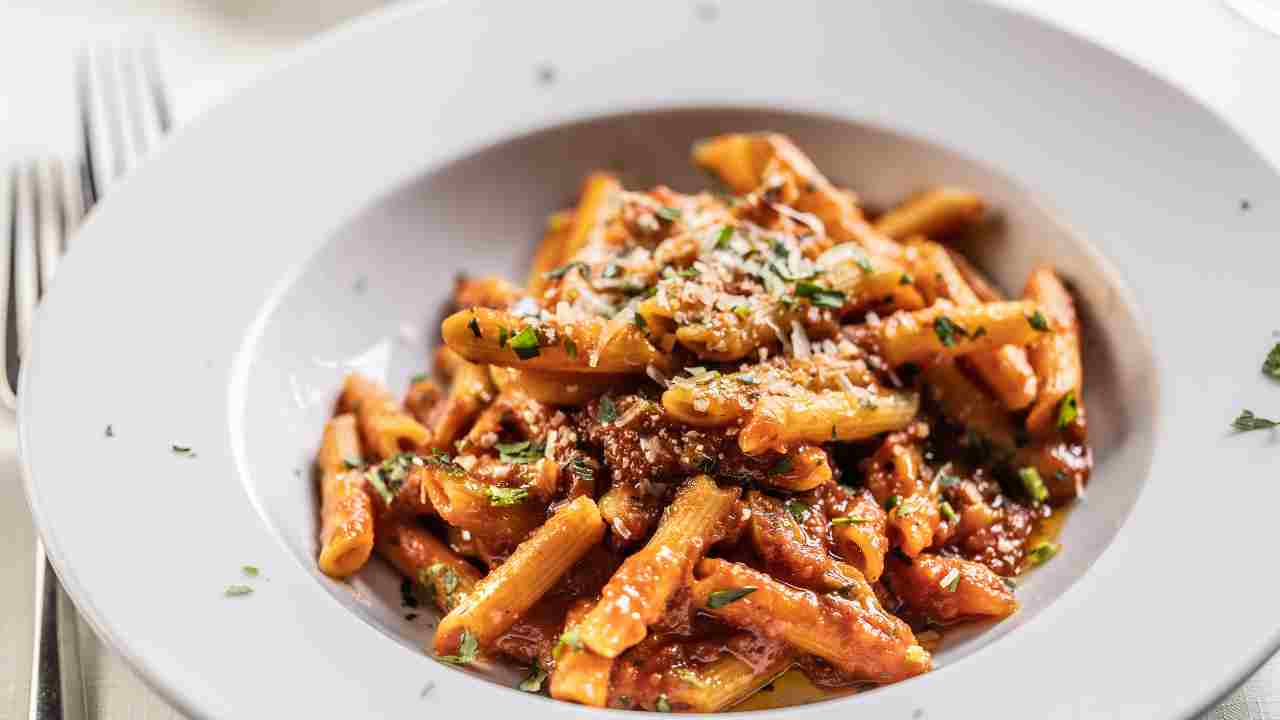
[[1, 1, 1277, 717]]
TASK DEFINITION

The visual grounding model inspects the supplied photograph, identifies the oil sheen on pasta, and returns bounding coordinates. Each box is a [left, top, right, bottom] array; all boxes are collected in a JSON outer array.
[[312, 132, 1093, 712]]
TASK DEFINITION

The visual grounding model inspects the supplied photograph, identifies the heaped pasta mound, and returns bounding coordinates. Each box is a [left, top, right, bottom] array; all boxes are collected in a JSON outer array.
[[313, 133, 1093, 712]]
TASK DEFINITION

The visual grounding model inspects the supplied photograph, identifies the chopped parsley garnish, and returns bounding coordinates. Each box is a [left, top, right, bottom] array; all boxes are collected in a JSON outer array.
[[543, 261, 590, 280], [421, 563, 461, 610], [733, 305, 751, 319], [425, 449, 466, 475], [342, 457, 362, 470], [794, 281, 846, 309], [632, 312, 648, 332], [937, 472, 961, 488], [830, 515, 868, 527], [598, 396, 617, 424], [486, 486, 531, 506], [932, 316, 968, 348], [939, 501, 959, 523], [678, 267, 700, 279], [400, 578, 421, 608], [554, 626, 583, 657], [656, 206, 682, 223], [695, 454, 717, 475], [1027, 310, 1051, 332], [672, 668, 708, 688], [971, 326, 988, 340], [410, 372, 431, 385], [241, 565, 259, 577], [940, 568, 961, 593], [171, 445, 195, 457], [1026, 541, 1059, 566], [899, 273, 913, 286], [884, 495, 901, 512], [785, 499, 810, 523], [1232, 409, 1279, 433], [856, 256, 875, 274], [1002, 577, 1018, 591], [562, 336, 577, 358], [495, 439, 546, 464], [519, 664, 548, 693], [225, 584, 253, 597], [569, 456, 595, 482], [366, 453, 426, 505], [1264, 343, 1280, 379], [467, 316, 482, 338], [508, 326, 541, 359], [602, 263, 621, 279], [715, 226, 734, 249], [767, 456, 794, 476], [1018, 466, 1049, 504], [707, 587, 757, 609], [1056, 390, 1079, 428], [655, 695, 673, 712], [439, 629, 479, 665], [498, 326, 509, 348]]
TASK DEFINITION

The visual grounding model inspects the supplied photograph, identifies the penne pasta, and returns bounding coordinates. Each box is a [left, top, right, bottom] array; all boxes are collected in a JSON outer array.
[[577, 476, 740, 658], [1023, 265, 1086, 440], [549, 599, 615, 707], [435, 496, 604, 655], [375, 517, 483, 613], [664, 647, 795, 713], [885, 552, 1017, 622], [339, 373, 432, 460], [865, 426, 941, 558], [874, 187, 985, 240], [426, 352, 494, 451], [876, 299, 1047, 367], [560, 172, 622, 266], [316, 414, 375, 578], [944, 246, 1005, 303], [488, 365, 626, 407], [817, 484, 890, 582], [691, 558, 931, 682], [739, 386, 920, 455], [527, 209, 575, 296]]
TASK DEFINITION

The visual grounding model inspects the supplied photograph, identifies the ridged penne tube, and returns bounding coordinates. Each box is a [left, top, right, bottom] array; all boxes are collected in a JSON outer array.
[[819, 485, 890, 582], [691, 133, 903, 259], [660, 381, 748, 428], [419, 462, 547, 558], [664, 650, 796, 713], [746, 491, 863, 593], [561, 172, 622, 264], [375, 517, 482, 613], [526, 209, 574, 296], [578, 476, 740, 658], [874, 188, 985, 240], [442, 307, 674, 375], [922, 361, 1020, 450], [906, 239, 1037, 410], [488, 365, 625, 407], [876, 300, 1047, 367], [403, 375, 442, 426], [945, 247, 1004, 303], [691, 558, 930, 682], [822, 256, 926, 313], [426, 356, 494, 451], [435, 496, 604, 655], [1022, 266, 1085, 439], [865, 429, 940, 558], [339, 373, 432, 460], [885, 552, 1017, 622], [316, 414, 374, 578], [757, 445, 832, 492], [738, 387, 919, 455], [549, 600, 614, 707]]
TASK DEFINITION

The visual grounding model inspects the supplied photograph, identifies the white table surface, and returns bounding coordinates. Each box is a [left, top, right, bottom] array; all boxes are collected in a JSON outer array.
[[1, 1, 1278, 718]]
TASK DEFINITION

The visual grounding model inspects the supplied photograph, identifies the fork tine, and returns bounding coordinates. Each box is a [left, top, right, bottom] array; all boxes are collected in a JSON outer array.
[[34, 159, 61, 295], [0, 166, 15, 410]]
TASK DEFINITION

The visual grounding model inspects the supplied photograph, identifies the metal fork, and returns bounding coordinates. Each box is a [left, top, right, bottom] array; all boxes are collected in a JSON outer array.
[[5, 40, 172, 720]]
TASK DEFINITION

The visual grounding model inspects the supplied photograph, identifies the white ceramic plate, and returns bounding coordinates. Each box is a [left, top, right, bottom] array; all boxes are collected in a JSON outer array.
[[19, 1, 1280, 717]]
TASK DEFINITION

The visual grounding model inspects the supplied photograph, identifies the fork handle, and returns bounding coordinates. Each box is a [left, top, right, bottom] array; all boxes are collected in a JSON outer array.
[[29, 544, 86, 720]]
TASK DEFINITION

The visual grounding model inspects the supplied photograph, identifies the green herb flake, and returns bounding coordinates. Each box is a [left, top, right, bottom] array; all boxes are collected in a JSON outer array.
[[171, 444, 195, 457], [1018, 466, 1049, 504], [509, 326, 542, 360], [656, 695, 673, 712], [899, 273, 913, 286], [734, 305, 751, 319], [1056, 390, 1079, 429], [1027, 310, 1051, 332], [467, 316, 482, 338], [342, 457, 362, 470], [940, 568, 961, 593], [714, 226, 735, 250], [678, 267, 700, 279], [794, 281, 846, 309], [1026, 541, 1060, 567], [856, 257, 875, 274], [937, 472, 961, 488], [932, 316, 968, 348], [598, 396, 618, 424], [1232, 409, 1280, 433], [543, 261, 591, 280], [563, 336, 578, 359], [656, 206, 682, 223], [971, 326, 988, 340], [225, 584, 253, 597], [707, 587, 757, 609], [884, 495, 901, 512], [830, 515, 868, 527], [767, 456, 794, 476], [519, 664, 548, 693], [486, 485, 531, 507], [569, 456, 595, 482], [439, 629, 480, 665], [939, 501, 959, 523], [241, 565, 259, 577], [554, 626, 583, 658], [1263, 343, 1280, 379], [365, 469, 395, 505], [1002, 577, 1018, 591], [785, 499, 810, 523], [495, 439, 546, 464], [410, 372, 431, 385], [633, 312, 648, 332], [498, 326, 509, 348]]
